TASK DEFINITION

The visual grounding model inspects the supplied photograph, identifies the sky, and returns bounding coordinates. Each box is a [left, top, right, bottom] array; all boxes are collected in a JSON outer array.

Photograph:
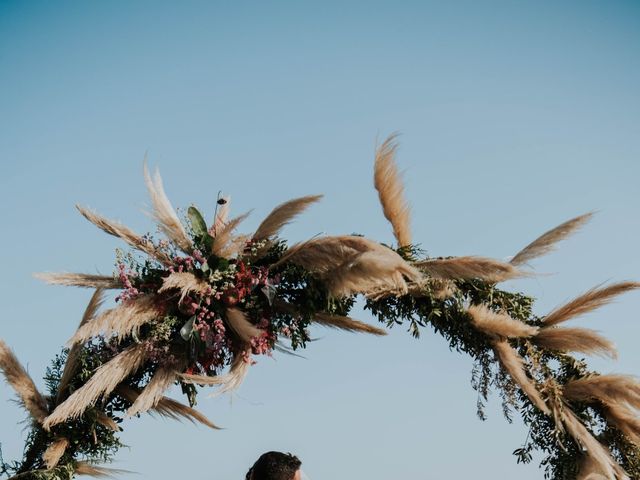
[[1, 1, 640, 479]]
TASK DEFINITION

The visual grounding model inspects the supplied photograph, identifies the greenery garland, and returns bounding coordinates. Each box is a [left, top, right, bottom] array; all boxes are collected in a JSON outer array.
[[1, 136, 639, 479]]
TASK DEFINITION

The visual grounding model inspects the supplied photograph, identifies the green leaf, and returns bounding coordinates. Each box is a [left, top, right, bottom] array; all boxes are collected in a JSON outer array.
[[180, 315, 197, 341], [188, 206, 208, 237]]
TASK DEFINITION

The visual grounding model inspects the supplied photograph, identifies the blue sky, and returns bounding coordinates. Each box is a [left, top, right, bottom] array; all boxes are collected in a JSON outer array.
[[1, 1, 639, 479]]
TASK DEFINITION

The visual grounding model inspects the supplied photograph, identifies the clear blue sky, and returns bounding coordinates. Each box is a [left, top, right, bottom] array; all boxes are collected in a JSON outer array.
[[1, 1, 640, 479]]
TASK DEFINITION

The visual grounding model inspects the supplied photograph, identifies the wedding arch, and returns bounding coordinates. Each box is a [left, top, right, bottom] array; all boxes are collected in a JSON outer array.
[[1, 136, 639, 479]]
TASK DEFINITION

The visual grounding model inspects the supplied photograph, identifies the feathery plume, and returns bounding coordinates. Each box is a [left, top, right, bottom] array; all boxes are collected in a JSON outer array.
[[127, 363, 180, 416], [415, 256, 523, 283], [76, 206, 172, 265], [209, 195, 230, 236], [180, 349, 251, 396], [492, 340, 550, 415], [69, 294, 160, 345], [58, 289, 106, 403], [275, 235, 370, 273], [0, 339, 48, 423], [253, 195, 323, 241], [143, 162, 192, 252], [511, 213, 594, 266], [604, 401, 640, 445], [564, 375, 640, 409], [43, 437, 69, 469], [468, 304, 539, 339], [44, 343, 148, 429], [158, 272, 209, 302], [562, 408, 629, 480], [543, 282, 640, 327], [535, 327, 617, 359], [34, 273, 120, 289], [117, 385, 219, 429], [96, 411, 120, 431], [75, 462, 127, 478], [577, 454, 610, 480], [313, 313, 387, 336], [327, 249, 423, 297], [225, 308, 263, 343], [373, 134, 411, 247], [211, 211, 251, 257]]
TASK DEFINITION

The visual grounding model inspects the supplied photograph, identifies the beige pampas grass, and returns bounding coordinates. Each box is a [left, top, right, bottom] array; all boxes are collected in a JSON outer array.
[[564, 375, 640, 409], [252, 195, 323, 241], [34, 272, 121, 289], [44, 343, 148, 429], [69, 294, 160, 345], [0, 339, 48, 423], [158, 272, 209, 302], [535, 327, 617, 359], [211, 211, 251, 257], [75, 462, 127, 478], [604, 401, 640, 445], [511, 213, 594, 266], [76, 206, 172, 265], [43, 437, 69, 469], [225, 308, 263, 343], [492, 340, 550, 415], [327, 249, 423, 297], [373, 135, 411, 247], [209, 195, 230, 236], [180, 349, 251, 396], [126, 364, 180, 417], [117, 385, 219, 429], [468, 304, 539, 339], [415, 256, 522, 283], [275, 235, 373, 273], [543, 281, 640, 327], [143, 162, 192, 252], [562, 408, 629, 480], [96, 411, 120, 431], [57, 289, 106, 403], [313, 313, 387, 336], [577, 454, 610, 480]]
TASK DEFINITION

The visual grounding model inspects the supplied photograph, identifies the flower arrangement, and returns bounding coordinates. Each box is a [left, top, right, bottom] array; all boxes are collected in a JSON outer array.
[[1, 135, 639, 480]]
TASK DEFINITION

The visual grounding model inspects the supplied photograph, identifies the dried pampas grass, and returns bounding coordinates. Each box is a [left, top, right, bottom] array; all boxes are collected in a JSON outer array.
[[374, 135, 411, 247], [327, 249, 422, 297], [158, 272, 209, 302], [117, 385, 219, 429], [0, 339, 48, 423], [511, 213, 594, 266], [564, 375, 640, 409], [127, 364, 180, 416], [180, 349, 251, 397], [543, 282, 640, 327], [76, 206, 172, 265], [253, 195, 323, 242], [415, 256, 522, 283], [535, 327, 617, 359], [69, 294, 160, 345], [58, 289, 106, 403], [562, 408, 629, 480], [225, 308, 263, 343], [604, 401, 640, 445], [468, 304, 539, 339], [34, 272, 121, 289], [43, 437, 69, 469], [44, 343, 148, 429], [313, 313, 387, 336], [211, 211, 251, 257], [75, 462, 128, 478], [96, 411, 120, 431], [492, 340, 550, 415], [143, 162, 192, 252]]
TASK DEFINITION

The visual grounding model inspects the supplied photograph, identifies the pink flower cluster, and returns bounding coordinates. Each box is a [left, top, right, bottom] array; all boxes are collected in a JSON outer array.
[[115, 263, 139, 302]]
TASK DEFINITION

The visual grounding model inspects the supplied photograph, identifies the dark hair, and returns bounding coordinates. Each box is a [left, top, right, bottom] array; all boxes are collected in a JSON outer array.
[[246, 451, 301, 480]]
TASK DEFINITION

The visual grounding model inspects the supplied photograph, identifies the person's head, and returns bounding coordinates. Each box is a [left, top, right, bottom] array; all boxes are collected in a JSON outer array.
[[246, 451, 302, 480]]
